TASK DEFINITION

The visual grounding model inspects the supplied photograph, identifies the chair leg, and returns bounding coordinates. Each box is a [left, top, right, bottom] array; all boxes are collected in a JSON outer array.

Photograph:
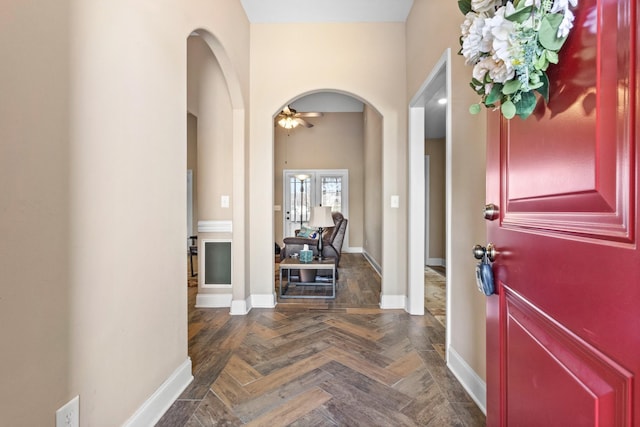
[[189, 253, 197, 277]]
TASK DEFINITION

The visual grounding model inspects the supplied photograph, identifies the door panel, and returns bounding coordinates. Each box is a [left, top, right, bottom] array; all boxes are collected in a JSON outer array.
[[504, 287, 631, 426], [283, 173, 313, 237], [486, 0, 638, 425]]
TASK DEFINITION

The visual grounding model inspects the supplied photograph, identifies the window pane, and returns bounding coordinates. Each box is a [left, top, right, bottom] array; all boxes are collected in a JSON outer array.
[[321, 176, 342, 212], [289, 176, 311, 225]]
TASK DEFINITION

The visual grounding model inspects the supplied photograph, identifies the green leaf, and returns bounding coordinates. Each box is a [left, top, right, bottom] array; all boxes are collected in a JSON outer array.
[[485, 83, 503, 105], [539, 14, 568, 51], [469, 82, 484, 95], [469, 104, 482, 115], [458, 0, 472, 15], [536, 72, 549, 103], [528, 81, 544, 90], [502, 79, 522, 95], [546, 50, 559, 64], [515, 91, 537, 119], [529, 71, 541, 84], [501, 100, 517, 119], [505, 6, 533, 24], [534, 54, 548, 71]]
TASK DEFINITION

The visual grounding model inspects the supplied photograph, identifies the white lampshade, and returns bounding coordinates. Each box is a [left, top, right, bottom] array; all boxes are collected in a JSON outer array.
[[308, 206, 334, 228]]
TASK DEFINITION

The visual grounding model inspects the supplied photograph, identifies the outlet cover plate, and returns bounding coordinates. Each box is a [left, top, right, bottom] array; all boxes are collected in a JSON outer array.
[[56, 395, 79, 427]]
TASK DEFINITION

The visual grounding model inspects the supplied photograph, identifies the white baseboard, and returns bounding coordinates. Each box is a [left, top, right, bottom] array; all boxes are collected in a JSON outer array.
[[230, 298, 250, 315], [251, 293, 276, 308], [447, 346, 487, 415], [343, 246, 363, 253], [380, 294, 406, 309], [426, 257, 446, 267], [362, 250, 382, 276], [195, 293, 232, 308], [123, 358, 193, 427]]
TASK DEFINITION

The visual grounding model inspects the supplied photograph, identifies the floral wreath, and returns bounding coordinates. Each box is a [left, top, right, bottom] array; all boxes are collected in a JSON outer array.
[[459, 0, 578, 119]]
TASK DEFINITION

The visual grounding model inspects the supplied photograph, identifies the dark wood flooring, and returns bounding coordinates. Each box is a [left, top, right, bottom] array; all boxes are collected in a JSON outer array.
[[275, 254, 380, 309], [157, 254, 485, 426]]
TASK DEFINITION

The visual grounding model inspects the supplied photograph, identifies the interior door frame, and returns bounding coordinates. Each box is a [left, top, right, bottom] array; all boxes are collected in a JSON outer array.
[[424, 155, 430, 265], [408, 50, 451, 319]]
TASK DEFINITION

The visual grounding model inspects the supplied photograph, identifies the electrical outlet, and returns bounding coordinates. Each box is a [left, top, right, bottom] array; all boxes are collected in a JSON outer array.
[[221, 195, 230, 208], [56, 396, 79, 427]]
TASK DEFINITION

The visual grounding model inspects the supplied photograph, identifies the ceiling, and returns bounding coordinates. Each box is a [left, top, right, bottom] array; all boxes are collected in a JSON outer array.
[[241, 0, 414, 23], [246, 0, 446, 138]]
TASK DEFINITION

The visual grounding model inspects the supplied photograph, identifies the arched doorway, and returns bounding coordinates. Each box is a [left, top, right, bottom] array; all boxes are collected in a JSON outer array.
[[273, 90, 384, 306], [185, 29, 247, 313]]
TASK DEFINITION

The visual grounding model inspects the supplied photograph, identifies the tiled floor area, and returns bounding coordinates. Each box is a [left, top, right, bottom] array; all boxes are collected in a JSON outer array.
[[156, 254, 484, 426]]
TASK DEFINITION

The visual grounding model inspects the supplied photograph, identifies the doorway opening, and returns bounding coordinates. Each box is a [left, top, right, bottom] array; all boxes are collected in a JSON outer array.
[[409, 50, 451, 326], [282, 169, 349, 247], [273, 91, 382, 308]]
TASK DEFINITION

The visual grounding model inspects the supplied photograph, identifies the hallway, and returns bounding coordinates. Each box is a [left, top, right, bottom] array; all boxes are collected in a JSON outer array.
[[157, 255, 484, 426]]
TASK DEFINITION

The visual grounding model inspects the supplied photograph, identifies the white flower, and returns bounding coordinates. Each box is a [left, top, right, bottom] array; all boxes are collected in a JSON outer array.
[[551, 0, 578, 37], [485, 5, 517, 69], [473, 56, 514, 87], [471, 0, 502, 14], [461, 13, 491, 65], [489, 61, 516, 83], [489, 59, 515, 83], [460, 11, 476, 38], [472, 57, 494, 82]]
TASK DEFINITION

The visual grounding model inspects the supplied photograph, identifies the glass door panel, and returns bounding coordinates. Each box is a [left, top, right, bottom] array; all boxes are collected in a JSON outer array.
[[284, 173, 313, 237], [319, 175, 342, 212]]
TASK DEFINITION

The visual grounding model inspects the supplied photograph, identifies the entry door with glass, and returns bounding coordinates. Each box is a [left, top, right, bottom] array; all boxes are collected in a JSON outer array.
[[283, 170, 349, 247]]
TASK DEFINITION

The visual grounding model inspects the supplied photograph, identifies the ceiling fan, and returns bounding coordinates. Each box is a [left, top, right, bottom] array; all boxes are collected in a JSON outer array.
[[276, 105, 323, 129]]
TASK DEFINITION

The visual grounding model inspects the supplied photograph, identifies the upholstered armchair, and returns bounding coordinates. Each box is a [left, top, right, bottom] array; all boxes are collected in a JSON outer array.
[[280, 212, 348, 267]]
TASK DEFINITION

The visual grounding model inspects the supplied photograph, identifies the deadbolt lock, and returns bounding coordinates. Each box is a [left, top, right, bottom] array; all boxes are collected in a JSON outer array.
[[483, 203, 500, 221]]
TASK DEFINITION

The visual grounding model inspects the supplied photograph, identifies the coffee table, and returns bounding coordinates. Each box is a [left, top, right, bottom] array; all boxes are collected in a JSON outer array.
[[279, 257, 336, 299]]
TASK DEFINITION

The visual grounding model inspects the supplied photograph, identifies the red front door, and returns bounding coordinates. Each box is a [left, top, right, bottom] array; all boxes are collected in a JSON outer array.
[[486, 1, 638, 425]]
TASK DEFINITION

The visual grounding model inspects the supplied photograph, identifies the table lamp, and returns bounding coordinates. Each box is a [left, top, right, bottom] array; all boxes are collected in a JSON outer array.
[[308, 206, 334, 259]]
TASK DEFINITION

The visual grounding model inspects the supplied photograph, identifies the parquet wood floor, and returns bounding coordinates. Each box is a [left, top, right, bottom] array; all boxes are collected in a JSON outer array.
[[157, 254, 484, 426]]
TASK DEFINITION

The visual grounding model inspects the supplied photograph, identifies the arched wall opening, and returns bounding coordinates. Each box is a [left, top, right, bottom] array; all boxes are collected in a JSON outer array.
[[272, 89, 385, 305], [186, 29, 247, 313]]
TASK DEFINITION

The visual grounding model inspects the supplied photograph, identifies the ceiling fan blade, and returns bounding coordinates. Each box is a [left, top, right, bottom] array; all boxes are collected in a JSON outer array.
[[295, 112, 323, 118], [295, 118, 314, 128]]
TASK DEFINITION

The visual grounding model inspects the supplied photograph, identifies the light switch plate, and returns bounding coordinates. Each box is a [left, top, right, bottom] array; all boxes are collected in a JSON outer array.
[[391, 195, 400, 208], [221, 195, 230, 208]]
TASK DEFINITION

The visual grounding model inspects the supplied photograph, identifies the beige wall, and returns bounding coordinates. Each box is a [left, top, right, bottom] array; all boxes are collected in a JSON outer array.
[[0, 0, 249, 425], [425, 138, 446, 260], [363, 105, 383, 267], [407, 0, 488, 382], [188, 35, 234, 222], [0, 0, 72, 424], [274, 112, 364, 248], [250, 22, 407, 301]]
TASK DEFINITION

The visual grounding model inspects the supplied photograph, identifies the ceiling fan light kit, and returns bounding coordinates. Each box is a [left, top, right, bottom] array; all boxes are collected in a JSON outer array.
[[278, 116, 299, 129], [276, 105, 323, 129]]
